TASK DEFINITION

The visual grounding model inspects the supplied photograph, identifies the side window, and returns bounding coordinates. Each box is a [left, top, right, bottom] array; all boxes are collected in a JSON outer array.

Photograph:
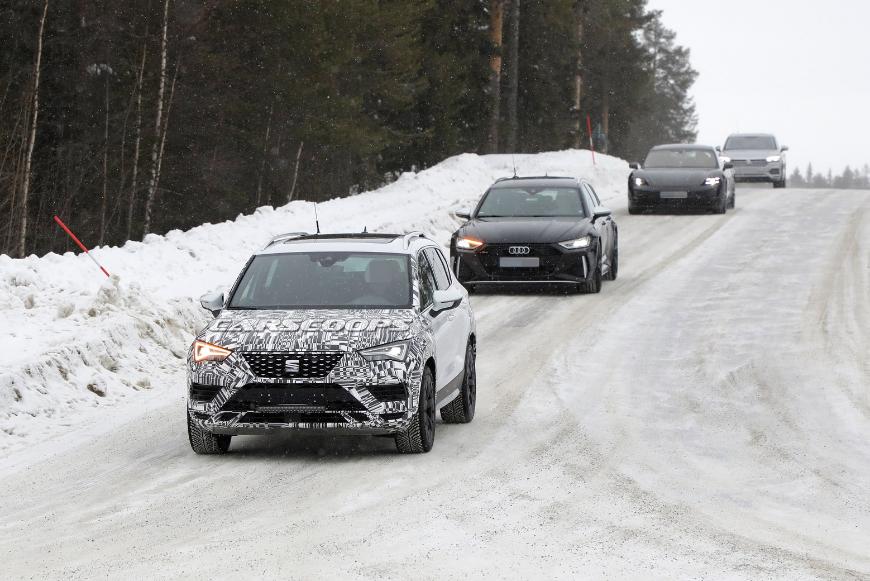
[[580, 186, 596, 214], [417, 252, 437, 309], [425, 247, 451, 290]]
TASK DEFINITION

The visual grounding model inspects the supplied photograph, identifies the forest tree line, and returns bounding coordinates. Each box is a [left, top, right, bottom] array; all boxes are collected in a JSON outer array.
[[788, 164, 870, 190], [1, 0, 697, 257]]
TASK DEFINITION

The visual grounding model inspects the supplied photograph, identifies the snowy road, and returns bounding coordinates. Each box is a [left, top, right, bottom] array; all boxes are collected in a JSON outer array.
[[2, 187, 869, 579]]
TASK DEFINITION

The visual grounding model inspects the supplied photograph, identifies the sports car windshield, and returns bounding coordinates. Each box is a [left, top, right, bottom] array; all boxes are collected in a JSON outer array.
[[476, 187, 587, 217], [644, 149, 717, 169], [228, 252, 412, 309], [724, 135, 776, 150]]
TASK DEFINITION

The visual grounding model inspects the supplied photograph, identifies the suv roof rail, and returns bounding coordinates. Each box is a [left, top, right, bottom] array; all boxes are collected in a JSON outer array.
[[402, 231, 428, 248], [493, 175, 576, 183], [264, 231, 308, 248]]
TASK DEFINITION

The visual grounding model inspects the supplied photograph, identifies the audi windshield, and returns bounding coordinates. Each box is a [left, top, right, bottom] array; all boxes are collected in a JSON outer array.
[[476, 187, 587, 218], [228, 252, 412, 309]]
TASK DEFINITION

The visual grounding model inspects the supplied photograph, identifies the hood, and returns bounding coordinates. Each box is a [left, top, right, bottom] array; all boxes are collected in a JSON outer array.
[[721, 149, 779, 160], [457, 216, 593, 244], [633, 168, 721, 189], [199, 308, 418, 352]]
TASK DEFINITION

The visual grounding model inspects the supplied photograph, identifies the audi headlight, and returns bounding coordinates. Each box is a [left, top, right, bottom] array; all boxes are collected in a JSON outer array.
[[559, 236, 591, 249], [766, 155, 781, 163], [704, 177, 721, 186], [456, 236, 484, 250], [192, 340, 232, 363], [359, 340, 409, 362], [633, 177, 648, 187]]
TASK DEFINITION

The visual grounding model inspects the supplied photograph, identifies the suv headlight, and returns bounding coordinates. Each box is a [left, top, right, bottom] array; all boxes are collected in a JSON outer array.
[[705, 177, 721, 186], [192, 340, 232, 363], [766, 155, 781, 163], [559, 235, 591, 249], [456, 236, 484, 250], [359, 340, 409, 362], [633, 177, 648, 187]]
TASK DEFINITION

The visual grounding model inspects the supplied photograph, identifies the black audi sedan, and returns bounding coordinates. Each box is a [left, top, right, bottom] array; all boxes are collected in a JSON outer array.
[[628, 144, 735, 214], [450, 176, 617, 294]]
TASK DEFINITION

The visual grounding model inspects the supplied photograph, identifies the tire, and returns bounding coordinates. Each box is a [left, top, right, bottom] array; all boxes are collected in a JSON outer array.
[[584, 248, 603, 294], [464, 283, 476, 294], [773, 179, 786, 189], [396, 366, 436, 454], [603, 232, 618, 281], [187, 413, 231, 454], [713, 186, 727, 214], [728, 190, 736, 209], [627, 201, 642, 215], [440, 342, 476, 424]]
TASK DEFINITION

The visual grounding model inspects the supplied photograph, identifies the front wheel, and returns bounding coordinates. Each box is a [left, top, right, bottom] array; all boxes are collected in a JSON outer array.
[[187, 413, 231, 454], [773, 179, 786, 189], [603, 234, 618, 281], [396, 366, 436, 453], [584, 249, 603, 294], [728, 190, 736, 209], [440, 342, 477, 424]]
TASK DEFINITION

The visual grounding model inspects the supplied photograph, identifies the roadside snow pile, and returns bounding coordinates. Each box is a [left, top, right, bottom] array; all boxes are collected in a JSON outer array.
[[0, 150, 629, 454]]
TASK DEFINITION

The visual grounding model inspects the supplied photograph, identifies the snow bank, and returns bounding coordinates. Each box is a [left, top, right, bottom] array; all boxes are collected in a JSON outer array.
[[0, 150, 629, 454]]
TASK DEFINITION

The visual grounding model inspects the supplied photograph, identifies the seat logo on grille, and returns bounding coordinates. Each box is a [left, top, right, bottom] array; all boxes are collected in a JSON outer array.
[[508, 246, 531, 255], [284, 359, 301, 373]]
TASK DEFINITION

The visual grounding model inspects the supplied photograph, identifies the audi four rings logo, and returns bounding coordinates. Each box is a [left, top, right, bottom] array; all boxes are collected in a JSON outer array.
[[285, 359, 301, 373], [508, 246, 531, 255]]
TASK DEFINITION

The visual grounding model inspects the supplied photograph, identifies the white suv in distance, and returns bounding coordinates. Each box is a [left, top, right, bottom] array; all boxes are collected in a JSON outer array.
[[721, 133, 788, 188], [187, 232, 477, 454]]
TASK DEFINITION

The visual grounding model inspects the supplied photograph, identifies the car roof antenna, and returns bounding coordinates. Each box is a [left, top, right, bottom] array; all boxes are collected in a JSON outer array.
[[363, 225, 367, 233], [512, 154, 517, 178], [313, 203, 321, 234]]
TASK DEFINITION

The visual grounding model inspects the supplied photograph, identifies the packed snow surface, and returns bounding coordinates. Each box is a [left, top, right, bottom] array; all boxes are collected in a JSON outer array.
[[2, 149, 869, 579]]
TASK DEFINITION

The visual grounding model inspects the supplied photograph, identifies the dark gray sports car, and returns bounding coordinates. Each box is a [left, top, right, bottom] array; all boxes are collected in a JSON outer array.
[[628, 144, 735, 214]]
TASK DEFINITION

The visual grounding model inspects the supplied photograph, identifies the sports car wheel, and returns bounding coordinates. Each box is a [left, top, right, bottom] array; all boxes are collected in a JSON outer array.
[[440, 342, 476, 424], [396, 366, 436, 453], [187, 413, 231, 454], [584, 249, 603, 294], [603, 233, 618, 281]]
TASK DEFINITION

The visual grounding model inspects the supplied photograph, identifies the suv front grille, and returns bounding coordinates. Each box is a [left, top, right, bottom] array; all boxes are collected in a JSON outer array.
[[241, 351, 344, 379]]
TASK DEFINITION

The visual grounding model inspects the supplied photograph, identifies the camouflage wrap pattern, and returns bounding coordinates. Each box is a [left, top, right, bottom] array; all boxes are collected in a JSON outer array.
[[187, 256, 436, 434]]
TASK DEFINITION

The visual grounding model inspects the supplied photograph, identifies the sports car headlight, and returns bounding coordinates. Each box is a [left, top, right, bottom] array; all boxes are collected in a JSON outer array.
[[766, 155, 781, 163], [705, 177, 721, 186], [633, 177, 648, 187], [192, 340, 232, 363], [558, 235, 591, 249], [456, 236, 484, 250], [359, 340, 409, 362]]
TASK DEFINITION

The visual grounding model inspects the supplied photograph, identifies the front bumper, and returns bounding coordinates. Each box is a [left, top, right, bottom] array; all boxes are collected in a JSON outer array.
[[629, 184, 722, 208], [187, 350, 421, 435], [452, 243, 594, 285], [731, 160, 783, 182]]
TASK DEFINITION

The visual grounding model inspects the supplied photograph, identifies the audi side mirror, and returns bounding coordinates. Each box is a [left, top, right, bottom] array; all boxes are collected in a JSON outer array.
[[200, 291, 225, 317], [432, 287, 463, 314], [781, 145, 789, 152], [592, 207, 612, 222], [723, 161, 734, 170], [455, 208, 472, 221], [628, 162, 640, 170]]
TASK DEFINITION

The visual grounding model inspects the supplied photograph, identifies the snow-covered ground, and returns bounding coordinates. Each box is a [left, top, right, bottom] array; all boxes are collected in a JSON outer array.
[[2, 150, 869, 579], [0, 150, 625, 458]]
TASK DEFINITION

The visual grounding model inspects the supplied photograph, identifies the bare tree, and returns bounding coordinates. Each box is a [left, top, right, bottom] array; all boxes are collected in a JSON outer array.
[[18, 0, 49, 257], [572, 1, 588, 149], [143, 0, 170, 237], [126, 36, 148, 241], [287, 141, 304, 203], [99, 61, 111, 245], [255, 104, 274, 208], [505, 0, 520, 152], [487, 0, 505, 153]]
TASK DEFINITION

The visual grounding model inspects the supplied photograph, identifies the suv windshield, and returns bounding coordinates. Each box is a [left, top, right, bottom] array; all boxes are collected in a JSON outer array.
[[229, 252, 412, 309], [476, 187, 587, 218], [724, 135, 776, 150], [644, 148, 717, 169]]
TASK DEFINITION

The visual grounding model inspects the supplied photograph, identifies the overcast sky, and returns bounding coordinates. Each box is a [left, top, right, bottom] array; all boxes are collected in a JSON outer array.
[[646, 0, 870, 175]]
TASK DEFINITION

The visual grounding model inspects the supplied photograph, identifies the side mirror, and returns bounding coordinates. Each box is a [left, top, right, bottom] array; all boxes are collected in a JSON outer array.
[[454, 208, 472, 221], [715, 146, 721, 152], [200, 291, 225, 317], [431, 287, 463, 313], [723, 161, 734, 170], [628, 162, 640, 170], [781, 145, 789, 152], [592, 206, 612, 222]]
